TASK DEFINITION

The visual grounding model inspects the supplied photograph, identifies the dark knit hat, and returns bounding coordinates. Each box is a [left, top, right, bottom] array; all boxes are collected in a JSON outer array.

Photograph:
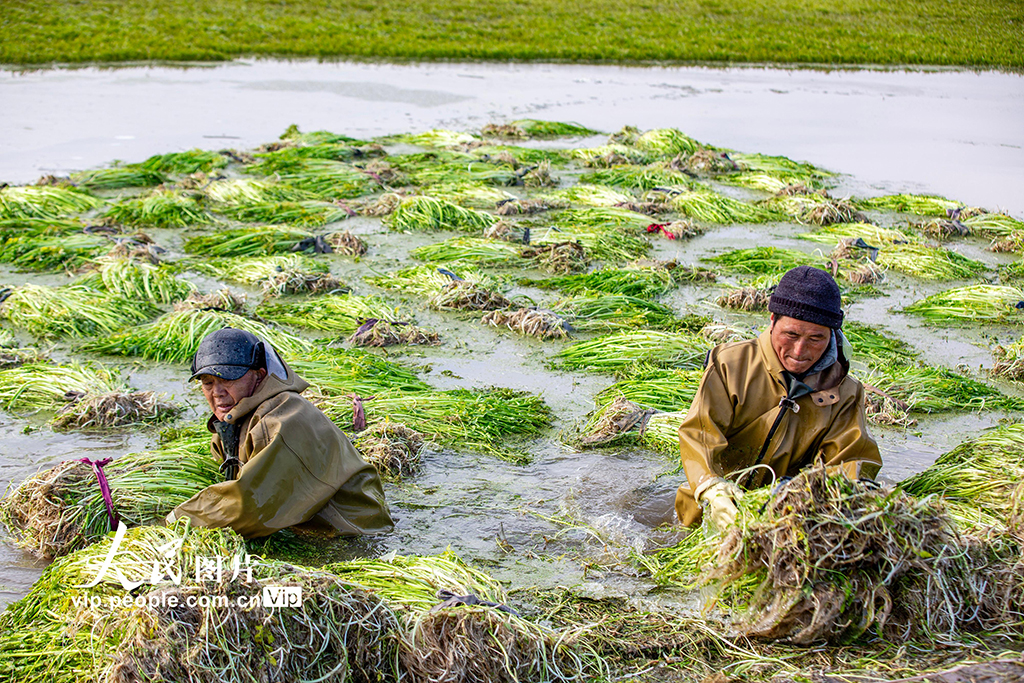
[[768, 266, 844, 329]]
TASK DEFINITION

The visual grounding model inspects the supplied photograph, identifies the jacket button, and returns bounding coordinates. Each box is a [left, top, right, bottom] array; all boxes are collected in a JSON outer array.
[[817, 398, 823, 402], [226, 414, 232, 420], [830, 395, 835, 399]]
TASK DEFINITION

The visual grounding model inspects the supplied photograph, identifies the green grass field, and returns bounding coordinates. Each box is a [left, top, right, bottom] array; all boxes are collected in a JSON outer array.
[[2, 0, 1022, 67]]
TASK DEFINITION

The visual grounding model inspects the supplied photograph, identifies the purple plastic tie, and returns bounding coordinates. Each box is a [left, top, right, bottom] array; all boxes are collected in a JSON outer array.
[[349, 394, 375, 432], [79, 457, 119, 531], [354, 318, 380, 337]]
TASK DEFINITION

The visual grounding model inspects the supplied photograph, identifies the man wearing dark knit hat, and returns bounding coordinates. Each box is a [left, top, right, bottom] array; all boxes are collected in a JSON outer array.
[[675, 266, 882, 530]]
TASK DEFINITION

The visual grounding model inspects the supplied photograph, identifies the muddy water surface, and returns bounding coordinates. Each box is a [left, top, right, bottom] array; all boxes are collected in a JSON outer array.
[[1, 60, 1023, 608]]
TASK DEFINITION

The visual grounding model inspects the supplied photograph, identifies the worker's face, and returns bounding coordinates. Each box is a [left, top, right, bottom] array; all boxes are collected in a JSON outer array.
[[200, 368, 267, 421], [770, 314, 832, 375]]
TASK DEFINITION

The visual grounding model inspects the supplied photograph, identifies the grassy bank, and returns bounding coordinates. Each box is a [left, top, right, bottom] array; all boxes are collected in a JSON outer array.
[[2, 0, 1022, 68]]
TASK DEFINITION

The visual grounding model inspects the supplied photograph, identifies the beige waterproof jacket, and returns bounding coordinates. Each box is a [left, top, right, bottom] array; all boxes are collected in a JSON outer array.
[[171, 361, 393, 538], [675, 329, 881, 526]]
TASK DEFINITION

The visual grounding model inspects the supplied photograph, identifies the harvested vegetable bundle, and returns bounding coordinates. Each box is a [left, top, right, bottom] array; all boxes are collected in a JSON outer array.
[[429, 281, 513, 311], [389, 129, 478, 148], [551, 207, 653, 232], [673, 148, 739, 175], [423, 182, 516, 209], [669, 190, 779, 223], [721, 172, 823, 194], [0, 434, 216, 558], [0, 231, 114, 271], [555, 184, 636, 208], [139, 149, 228, 174], [877, 243, 986, 280], [0, 283, 159, 339], [700, 322, 759, 344], [704, 246, 818, 275], [843, 320, 919, 366], [627, 127, 700, 156], [0, 343, 46, 368], [407, 157, 520, 187], [470, 145, 567, 168], [85, 307, 310, 362], [353, 423, 425, 480], [570, 144, 655, 168], [483, 119, 598, 139], [577, 367, 701, 445], [520, 241, 589, 274], [70, 166, 167, 190], [318, 388, 551, 460], [183, 225, 314, 257], [366, 263, 502, 296], [76, 257, 195, 304], [859, 193, 967, 217], [900, 423, 1024, 530], [554, 330, 707, 374], [399, 605, 592, 683], [291, 347, 431, 397], [0, 523, 401, 683], [326, 551, 601, 683], [578, 166, 691, 191], [326, 229, 368, 255], [798, 222, 918, 247], [481, 308, 570, 340], [530, 226, 650, 263], [639, 463, 1022, 642], [258, 294, 398, 333], [730, 152, 831, 178], [350, 319, 440, 347], [0, 186, 100, 220], [104, 188, 209, 228], [799, 198, 867, 226], [904, 284, 1024, 324], [528, 265, 680, 298], [220, 200, 355, 227], [861, 362, 1024, 416], [202, 177, 317, 204], [717, 285, 772, 311], [51, 391, 178, 431], [268, 159, 379, 199], [963, 212, 1024, 237], [247, 142, 384, 175], [191, 254, 346, 296], [993, 338, 1024, 381], [552, 294, 682, 331], [412, 237, 524, 268], [495, 197, 568, 216], [0, 361, 120, 413], [176, 288, 248, 314], [386, 196, 497, 233]]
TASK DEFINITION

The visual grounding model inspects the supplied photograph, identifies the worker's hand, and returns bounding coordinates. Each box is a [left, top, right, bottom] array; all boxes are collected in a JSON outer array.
[[697, 477, 742, 532]]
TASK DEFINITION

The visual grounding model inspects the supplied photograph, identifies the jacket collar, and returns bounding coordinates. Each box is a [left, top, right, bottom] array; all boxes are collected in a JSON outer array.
[[208, 357, 310, 427]]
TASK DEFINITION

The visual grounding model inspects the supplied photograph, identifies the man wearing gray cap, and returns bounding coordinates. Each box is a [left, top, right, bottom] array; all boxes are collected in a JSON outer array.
[[166, 328, 393, 538], [675, 266, 882, 530]]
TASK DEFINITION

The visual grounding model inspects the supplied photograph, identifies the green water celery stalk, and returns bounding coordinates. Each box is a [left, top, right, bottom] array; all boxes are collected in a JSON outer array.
[[0, 284, 160, 339]]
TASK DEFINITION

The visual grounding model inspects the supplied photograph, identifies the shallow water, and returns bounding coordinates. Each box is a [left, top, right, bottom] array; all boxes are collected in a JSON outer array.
[[2, 60, 1022, 217], [1, 60, 1023, 609]]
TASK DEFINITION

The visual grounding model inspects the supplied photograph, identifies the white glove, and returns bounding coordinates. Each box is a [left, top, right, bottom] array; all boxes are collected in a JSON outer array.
[[696, 477, 742, 531]]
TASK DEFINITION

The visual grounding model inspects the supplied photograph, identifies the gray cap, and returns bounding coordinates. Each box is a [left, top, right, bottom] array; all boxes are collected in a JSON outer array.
[[189, 328, 265, 381]]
